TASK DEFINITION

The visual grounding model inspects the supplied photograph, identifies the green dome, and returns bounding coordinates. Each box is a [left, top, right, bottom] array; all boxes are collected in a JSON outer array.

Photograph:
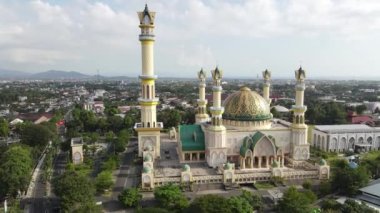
[[143, 166, 151, 173], [224, 163, 233, 170], [182, 164, 190, 172], [319, 159, 327, 166], [223, 87, 272, 122], [144, 155, 152, 162]]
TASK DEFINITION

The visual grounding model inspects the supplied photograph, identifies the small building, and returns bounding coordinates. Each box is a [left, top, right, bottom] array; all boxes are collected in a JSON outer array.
[[71, 137, 84, 164], [357, 180, 380, 209]]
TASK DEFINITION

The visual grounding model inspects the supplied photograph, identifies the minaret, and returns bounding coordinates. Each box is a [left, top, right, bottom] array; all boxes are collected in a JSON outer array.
[[291, 67, 309, 160], [195, 69, 209, 123], [207, 67, 227, 168], [210, 67, 224, 128], [262, 69, 271, 104], [135, 4, 162, 158]]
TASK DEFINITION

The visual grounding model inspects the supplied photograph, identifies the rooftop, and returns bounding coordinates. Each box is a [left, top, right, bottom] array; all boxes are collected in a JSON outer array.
[[360, 182, 380, 198], [314, 124, 380, 133]]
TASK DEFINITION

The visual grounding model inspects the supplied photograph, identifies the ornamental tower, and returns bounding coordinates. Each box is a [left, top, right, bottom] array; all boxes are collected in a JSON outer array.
[[206, 67, 227, 168], [262, 69, 271, 104], [291, 67, 309, 160], [135, 4, 162, 158], [195, 69, 209, 123]]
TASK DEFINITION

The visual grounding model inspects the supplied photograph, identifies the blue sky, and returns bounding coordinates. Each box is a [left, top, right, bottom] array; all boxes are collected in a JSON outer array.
[[0, 0, 379, 79]]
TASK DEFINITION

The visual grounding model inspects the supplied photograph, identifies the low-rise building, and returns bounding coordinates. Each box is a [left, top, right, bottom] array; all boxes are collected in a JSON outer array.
[[312, 124, 380, 153]]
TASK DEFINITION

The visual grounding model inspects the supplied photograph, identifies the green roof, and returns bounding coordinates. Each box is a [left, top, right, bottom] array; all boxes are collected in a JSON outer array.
[[240, 131, 268, 157], [179, 125, 205, 151]]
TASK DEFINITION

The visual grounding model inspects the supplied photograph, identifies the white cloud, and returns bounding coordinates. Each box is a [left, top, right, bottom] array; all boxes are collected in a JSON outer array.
[[177, 44, 216, 68], [0, 0, 379, 76]]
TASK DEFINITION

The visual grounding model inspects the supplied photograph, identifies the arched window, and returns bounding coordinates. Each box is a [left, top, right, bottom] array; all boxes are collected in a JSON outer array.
[[367, 137, 373, 144], [146, 85, 150, 99]]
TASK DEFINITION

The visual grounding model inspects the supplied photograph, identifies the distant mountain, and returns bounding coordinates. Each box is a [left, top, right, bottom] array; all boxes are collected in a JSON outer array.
[[0, 69, 31, 79], [30, 70, 91, 80]]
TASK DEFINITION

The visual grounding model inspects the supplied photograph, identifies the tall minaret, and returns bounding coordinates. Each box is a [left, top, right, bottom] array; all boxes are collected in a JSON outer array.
[[291, 67, 309, 160], [195, 69, 209, 123], [135, 4, 162, 158], [207, 67, 227, 168], [262, 69, 271, 104], [210, 67, 224, 128]]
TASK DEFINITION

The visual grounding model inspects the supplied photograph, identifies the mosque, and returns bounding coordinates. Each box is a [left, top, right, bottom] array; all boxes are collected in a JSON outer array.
[[134, 5, 329, 190]]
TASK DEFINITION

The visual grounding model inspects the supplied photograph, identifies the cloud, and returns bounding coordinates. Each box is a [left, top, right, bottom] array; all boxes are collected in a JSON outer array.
[[0, 0, 379, 76], [177, 44, 216, 68]]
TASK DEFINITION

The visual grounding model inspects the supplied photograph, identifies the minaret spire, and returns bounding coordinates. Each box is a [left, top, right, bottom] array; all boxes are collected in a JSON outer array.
[[262, 69, 271, 104], [195, 68, 209, 123]]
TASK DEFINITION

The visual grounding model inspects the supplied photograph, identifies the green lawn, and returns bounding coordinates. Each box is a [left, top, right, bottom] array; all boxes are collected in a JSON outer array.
[[361, 151, 380, 161], [254, 182, 275, 189]]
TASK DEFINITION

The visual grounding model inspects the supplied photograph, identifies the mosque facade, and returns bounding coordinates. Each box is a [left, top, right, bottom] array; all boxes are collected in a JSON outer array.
[[134, 5, 329, 190]]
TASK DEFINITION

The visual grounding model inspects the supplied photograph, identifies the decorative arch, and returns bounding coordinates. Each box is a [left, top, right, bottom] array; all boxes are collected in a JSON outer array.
[[358, 137, 364, 144], [182, 174, 190, 182], [367, 137, 373, 144], [340, 137, 347, 151], [143, 138, 154, 151], [331, 138, 338, 151], [349, 137, 355, 149], [322, 137, 325, 150], [211, 152, 217, 163]]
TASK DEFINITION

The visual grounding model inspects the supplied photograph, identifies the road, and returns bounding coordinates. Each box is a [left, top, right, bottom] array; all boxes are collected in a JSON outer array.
[[102, 139, 140, 212]]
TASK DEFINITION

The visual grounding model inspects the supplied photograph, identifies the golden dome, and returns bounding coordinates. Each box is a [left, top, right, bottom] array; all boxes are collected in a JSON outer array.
[[223, 87, 272, 121]]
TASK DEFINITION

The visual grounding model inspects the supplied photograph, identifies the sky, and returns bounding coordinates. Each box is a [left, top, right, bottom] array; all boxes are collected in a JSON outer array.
[[0, 0, 380, 79]]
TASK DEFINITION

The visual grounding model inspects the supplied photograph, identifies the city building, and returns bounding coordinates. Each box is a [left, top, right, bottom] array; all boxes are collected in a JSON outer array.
[[134, 5, 329, 190]]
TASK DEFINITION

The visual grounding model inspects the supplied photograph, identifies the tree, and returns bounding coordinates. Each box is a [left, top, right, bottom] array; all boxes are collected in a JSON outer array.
[[331, 160, 369, 196], [113, 129, 130, 153], [118, 187, 142, 208], [106, 131, 115, 143], [53, 170, 97, 211], [239, 190, 263, 211], [89, 132, 100, 144], [355, 105, 367, 115], [20, 123, 53, 148], [154, 184, 189, 211], [0, 118, 9, 137], [277, 186, 314, 213], [0, 145, 33, 198], [302, 179, 312, 190], [185, 194, 231, 213], [158, 109, 182, 128], [306, 102, 347, 125], [107, 116, 124, 132], [227, 196, 253, 213], [341, 199, 377, 213], [123, 115, 135, 129], [95, 171, 113, 193]]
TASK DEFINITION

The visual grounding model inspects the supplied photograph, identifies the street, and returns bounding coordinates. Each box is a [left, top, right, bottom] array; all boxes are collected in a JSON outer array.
[[102, 139, 140, 212]]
